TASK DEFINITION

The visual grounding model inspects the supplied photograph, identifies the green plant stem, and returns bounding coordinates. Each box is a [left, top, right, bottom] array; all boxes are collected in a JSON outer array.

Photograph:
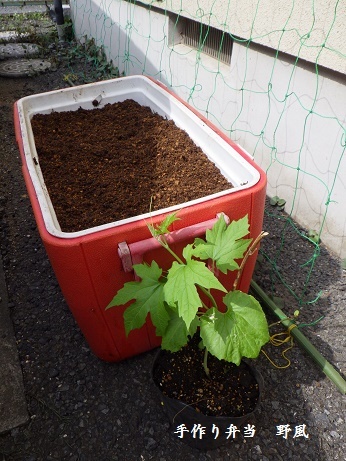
[[198, 285, 218, 309], [159, 237, 185, 265], [203, 347, 210, 378]]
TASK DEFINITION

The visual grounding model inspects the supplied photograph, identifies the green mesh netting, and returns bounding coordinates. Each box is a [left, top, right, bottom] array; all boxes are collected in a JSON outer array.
[[71, 1, 346, 306]]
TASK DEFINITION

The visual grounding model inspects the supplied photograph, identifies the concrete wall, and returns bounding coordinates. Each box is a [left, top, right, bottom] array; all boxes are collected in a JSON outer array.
[[70, 0, 346, 258], [139, 0, 346, 75]]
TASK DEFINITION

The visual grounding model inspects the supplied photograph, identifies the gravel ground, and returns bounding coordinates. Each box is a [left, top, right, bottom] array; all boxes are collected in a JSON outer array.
[[0, 31, 345, 461]]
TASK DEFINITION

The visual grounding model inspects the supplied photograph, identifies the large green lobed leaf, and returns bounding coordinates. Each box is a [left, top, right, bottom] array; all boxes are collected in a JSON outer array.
[[107, 261, 169, 336], [164, 258, 226, 328], [200, 290, 270, 365], [192, 215, 252, 273], [161, 309, 199, 352]]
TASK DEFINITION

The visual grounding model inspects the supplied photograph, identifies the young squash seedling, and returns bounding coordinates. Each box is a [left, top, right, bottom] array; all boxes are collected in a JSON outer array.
[[107, 213, 270, 376]]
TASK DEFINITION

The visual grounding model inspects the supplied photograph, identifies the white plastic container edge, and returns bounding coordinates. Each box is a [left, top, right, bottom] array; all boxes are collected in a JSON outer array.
[[16, 75, 261, 239]]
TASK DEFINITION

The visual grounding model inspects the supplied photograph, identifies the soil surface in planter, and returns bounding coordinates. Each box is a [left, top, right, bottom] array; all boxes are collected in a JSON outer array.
[[152, 335, 260, 418], [31, 99, 233, 232]]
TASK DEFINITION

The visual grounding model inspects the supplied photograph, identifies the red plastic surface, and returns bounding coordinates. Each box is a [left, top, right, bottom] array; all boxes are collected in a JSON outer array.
[[120, 214, 229, 276], [14, 78, 267, 362]]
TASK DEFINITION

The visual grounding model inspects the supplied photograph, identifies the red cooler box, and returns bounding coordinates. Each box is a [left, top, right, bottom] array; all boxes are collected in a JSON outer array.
[[14, 75, 266, 362]]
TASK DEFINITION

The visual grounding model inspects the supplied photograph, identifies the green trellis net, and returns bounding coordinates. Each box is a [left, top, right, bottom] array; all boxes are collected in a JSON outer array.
[[57, 1, 346, 308]]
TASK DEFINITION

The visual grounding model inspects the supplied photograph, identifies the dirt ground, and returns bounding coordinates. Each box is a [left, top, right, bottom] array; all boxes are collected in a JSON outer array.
[[0, 34, 345, 461]]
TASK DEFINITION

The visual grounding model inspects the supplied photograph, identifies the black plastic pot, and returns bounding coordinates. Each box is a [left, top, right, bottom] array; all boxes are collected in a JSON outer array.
[[152, 349, 264, 450]]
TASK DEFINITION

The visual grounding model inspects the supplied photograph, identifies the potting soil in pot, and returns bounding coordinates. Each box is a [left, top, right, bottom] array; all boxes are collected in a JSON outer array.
[[152, 335, 260, 418], [31, 99, 233, 232]]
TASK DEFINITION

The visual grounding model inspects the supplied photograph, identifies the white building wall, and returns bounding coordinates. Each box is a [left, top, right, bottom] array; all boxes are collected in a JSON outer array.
[[70, 0, 346, 258], [139, 0, 346, 75]]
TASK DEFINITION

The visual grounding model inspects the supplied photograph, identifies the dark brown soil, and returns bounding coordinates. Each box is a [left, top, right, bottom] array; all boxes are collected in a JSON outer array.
[[152, 335, 260, 418], [31, 99, 233, 232]]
